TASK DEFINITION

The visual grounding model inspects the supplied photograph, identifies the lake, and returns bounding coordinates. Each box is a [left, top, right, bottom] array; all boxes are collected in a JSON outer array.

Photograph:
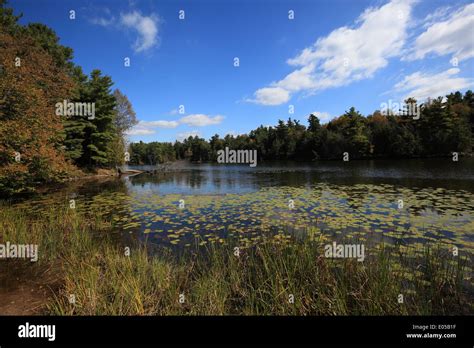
[[10, 158, 474, 254]]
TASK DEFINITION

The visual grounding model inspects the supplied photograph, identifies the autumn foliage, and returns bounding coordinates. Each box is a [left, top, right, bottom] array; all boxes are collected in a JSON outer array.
[[0, 30, 75, 195]]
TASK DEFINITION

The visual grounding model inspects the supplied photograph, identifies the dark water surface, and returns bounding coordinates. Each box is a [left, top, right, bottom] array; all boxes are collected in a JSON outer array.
[[9, 159, 474, 253], [126, 158, 474, 194]]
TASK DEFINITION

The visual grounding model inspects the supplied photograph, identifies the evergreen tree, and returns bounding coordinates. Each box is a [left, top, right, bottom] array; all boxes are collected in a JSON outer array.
[[78, 70, 117, 167]]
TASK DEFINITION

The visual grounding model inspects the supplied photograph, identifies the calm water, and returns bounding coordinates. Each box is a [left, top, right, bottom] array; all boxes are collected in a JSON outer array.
[[10, 159, 474, 252], [125, 158, 474, 195]]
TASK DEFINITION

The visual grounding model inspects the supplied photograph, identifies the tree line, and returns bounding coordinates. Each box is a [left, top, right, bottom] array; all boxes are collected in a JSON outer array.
[[1, 0, 473, 196], [129, 92, 474, 165], [0, 1, 137, 195]]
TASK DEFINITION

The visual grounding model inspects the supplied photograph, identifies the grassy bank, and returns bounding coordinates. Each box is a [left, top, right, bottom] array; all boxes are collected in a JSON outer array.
[[0, 205, 472, 315]]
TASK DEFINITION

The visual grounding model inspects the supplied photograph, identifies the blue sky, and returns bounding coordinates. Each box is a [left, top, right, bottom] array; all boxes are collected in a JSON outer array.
[[10, 0, 474, 142]]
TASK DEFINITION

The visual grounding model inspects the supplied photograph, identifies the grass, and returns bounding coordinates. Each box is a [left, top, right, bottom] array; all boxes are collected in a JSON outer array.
[[0, 204, 472, 315]]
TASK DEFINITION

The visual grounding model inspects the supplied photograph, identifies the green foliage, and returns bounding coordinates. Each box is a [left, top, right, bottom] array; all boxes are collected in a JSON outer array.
[[129, 141, 176, 165], [0, 0, 21, 34], [131, 93, 473, 164], [24, 23, 74, 71], [1, 0, 473, 197], [2, 204, 471, 315], [78, 70, 117, 167], [0, 1, 137, 196]]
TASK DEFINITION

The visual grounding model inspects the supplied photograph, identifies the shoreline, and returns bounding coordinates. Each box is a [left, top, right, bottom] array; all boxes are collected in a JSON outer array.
[[0, 203, 472, 315]]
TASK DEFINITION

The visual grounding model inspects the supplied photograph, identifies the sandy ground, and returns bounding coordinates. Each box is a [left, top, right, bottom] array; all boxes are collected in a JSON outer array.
[[0, 262, 59, 315]]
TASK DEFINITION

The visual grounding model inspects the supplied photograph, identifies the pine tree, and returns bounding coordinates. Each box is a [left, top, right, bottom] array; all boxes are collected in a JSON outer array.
[[79, 70, 117, 167]]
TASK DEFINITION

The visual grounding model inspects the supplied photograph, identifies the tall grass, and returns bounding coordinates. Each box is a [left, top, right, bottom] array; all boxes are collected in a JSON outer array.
[[0, 204, 472, 315]]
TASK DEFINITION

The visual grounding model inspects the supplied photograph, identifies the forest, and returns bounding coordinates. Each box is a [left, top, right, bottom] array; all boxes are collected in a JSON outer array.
[[1, 0, 473, 322], [1, 0, 473, 196], [0, 1, 137, 195], [130, 95, 474, 164]]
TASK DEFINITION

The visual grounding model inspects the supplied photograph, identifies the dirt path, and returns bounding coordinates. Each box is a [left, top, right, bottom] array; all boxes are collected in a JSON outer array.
[[0, 262, 59, 315]]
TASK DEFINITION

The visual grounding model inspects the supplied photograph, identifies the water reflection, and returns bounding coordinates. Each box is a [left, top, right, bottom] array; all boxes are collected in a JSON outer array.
[[7, 159, 474, 253], [127, 158, 474, 195]]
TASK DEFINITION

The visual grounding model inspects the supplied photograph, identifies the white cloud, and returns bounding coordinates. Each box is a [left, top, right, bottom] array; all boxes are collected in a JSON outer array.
[[311, 111, 333, 123], [125, 120, 178, 136], [126, 127, 156, 136], [142, 120, 179, 128], [125, 113, 224, 137], [177, 130, 201, 141], [249, 0, 415, 105], [120, 11, 159, 53], [407, 4, 474, 61], [421, 6, 451, 29], [90, 10, 160, 53], [248, 87, 291, 105], [179, 114, 224, 127], [275, 64, 317, 91], [90, 16, 115, 27], [394, 68, 473, 100]]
